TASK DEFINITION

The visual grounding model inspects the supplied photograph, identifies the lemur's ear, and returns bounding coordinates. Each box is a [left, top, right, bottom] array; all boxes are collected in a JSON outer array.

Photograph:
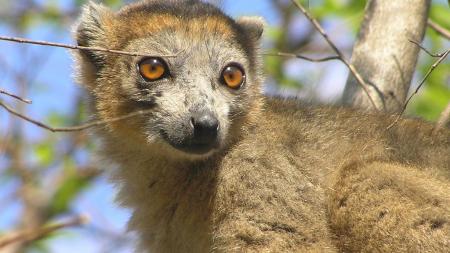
[[75, 1, 114, 68], [236, 16, 265, 42]]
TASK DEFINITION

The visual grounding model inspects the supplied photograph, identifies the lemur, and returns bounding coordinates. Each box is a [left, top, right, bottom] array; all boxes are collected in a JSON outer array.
[[73, 1, 450, 252]]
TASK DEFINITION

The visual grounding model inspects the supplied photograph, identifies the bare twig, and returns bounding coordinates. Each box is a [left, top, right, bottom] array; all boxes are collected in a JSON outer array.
[[0, 35, 176, 58], [264, 52, 341, 62], [387, 45, 450, 130], [0, 88, 32, 104], [434, 102, 450, 133], [428, 19, 450, 40], [409, 39, 445, 57], [289, 0, 378, 110], [0, 100, 153, 132], [0, 215, 89, 248]]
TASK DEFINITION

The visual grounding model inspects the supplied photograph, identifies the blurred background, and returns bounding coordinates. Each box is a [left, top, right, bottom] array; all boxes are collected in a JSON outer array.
[[0, 0, 449, 252]]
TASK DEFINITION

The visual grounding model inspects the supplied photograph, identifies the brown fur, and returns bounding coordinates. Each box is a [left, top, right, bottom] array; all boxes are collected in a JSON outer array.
[[104, 100, 450, 252], [74, 1, 450, 252]]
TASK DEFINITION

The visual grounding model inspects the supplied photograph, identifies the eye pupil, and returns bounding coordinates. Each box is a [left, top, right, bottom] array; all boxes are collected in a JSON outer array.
[[138, 58, 168, 81], [222, 64, 245, 89]]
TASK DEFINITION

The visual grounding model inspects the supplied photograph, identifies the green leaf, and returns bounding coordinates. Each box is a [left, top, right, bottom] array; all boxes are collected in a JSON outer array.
[[48, 162, 97, 217], [35, 143, 54, 167], [430, 4, 450, 28], [47, 112, 68, 127]]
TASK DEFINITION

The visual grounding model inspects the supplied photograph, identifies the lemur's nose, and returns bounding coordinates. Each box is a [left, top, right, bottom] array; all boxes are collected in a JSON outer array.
[[190, 112, 219, 144]]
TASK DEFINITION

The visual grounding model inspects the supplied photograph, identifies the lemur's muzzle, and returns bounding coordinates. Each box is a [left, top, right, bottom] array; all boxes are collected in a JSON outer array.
[[161, 110, 220, 155], [190, 111, 220, 145]]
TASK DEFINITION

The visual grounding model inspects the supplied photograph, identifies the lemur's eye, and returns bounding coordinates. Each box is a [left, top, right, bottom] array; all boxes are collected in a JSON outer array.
[[138, 58, 168, 81], [221, 64, 245, 89]]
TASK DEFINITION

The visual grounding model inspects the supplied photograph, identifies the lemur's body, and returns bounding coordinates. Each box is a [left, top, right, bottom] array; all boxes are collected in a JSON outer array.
[[74, 1, 450, 252]]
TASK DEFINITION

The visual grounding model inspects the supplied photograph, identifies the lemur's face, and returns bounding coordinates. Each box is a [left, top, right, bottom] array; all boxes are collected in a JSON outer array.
[[119, 31, 255, 156], [75, 1, 264, 159]]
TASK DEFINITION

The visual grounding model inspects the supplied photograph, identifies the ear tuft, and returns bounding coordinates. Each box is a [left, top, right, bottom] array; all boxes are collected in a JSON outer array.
[[236, 16, 265, 42], [74, 1, 113, 68]]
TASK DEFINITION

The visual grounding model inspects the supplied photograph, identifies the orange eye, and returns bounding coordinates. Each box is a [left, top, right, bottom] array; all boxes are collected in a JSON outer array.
[[139, 58, 168, 81], [221, 64, 245, 89]]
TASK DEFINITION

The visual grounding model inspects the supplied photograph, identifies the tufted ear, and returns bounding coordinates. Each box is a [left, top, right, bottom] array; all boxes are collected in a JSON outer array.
[[74, 1, 114, 68], [236, 16, 265, 42]]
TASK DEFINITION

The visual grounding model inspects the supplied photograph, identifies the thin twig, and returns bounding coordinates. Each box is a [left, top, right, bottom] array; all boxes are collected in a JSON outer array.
[[0, 89, 32, 104], [409, 39, 445, 57], [0, 215, 89, 248], [434, 102, 450, 133], [289, 0, 379, 110], [0, 35, 176, 58], [0, 100, 153, 132], [387, 46, 450, 130], [264, 52, 341, 62], [427, 19, 450, 40]]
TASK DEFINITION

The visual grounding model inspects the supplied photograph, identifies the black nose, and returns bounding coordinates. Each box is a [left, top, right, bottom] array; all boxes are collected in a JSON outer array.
[[190, 112, 219, 145]]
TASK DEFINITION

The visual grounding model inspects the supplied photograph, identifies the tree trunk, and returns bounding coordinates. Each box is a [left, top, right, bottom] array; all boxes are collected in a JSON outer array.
[[342, 0, 431, 112]]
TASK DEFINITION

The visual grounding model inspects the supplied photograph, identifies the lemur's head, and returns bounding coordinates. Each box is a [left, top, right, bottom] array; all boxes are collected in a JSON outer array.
[[74, 0, 264, 159]]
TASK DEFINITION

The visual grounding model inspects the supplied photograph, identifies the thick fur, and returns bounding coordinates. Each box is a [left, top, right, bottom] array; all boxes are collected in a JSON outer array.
[[74, 1, 450, 252]]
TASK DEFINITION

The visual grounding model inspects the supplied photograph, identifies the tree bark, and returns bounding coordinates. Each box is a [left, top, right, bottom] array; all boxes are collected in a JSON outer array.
[[342, 0, 431, 112]]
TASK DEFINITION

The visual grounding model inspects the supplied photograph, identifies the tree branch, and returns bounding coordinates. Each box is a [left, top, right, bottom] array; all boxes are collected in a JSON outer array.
[[264, 52, 341, 62], [403, 49, 449, 113], [0, 215, 89, 248], [427, 19, 450, 40], [289, 0, 378, 110], [0, 35, 176, 58], [0, 89, 32, 104], [342, 0, 430, 112], [387, 44, 450, 129], [0, 100, 153, 132], [409, 39, 446, 58]]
